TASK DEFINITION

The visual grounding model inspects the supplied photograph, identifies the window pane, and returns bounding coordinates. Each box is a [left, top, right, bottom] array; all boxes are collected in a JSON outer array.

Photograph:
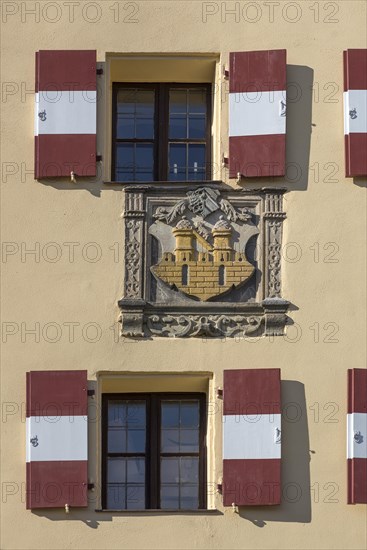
[[127, 429, 146, 452], [136, 117, 154, 139], [108, 402, 127, 427], [188, 144, 206, 181], [160, 485, 180, 509], [126, 485, 145, 509], [135, 143, 154, 181], [126, 402, 146, 428], [117, 115, 135, 139], [180, 429, 199, 452], [115, 143, 134, 181], [180, 457, 199, 483], [188, 116, 206, 139], [169, 115, 187, 139], [181, 485, 199, 509], [189, 89, 206, 114], [107, 458, 126, 483], [135, 90, 155, 115], [161, 429, 180, 453], [107, 484, 125, 509], [169, 144, 187, 180], [127, 458, 145, 483], [161, 402, 180, 428], [117, 89, 136, 113], [169, 90, 187, 114], [108, 429, 126, 453], [180, 402, 200, 428], [161, 458, 180, 483]]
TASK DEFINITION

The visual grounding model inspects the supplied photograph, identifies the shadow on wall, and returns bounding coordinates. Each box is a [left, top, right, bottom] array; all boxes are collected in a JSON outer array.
[[285, 65, 314, 192], [239, 380, 312, 526]]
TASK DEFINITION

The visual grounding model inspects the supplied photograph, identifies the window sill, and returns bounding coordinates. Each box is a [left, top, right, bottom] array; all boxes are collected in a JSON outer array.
[[103, 180, 223, 186], [95, 509, 222, 515]]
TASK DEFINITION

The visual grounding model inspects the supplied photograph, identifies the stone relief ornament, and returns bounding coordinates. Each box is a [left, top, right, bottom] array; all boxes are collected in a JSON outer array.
[[118, 184, 289, 338]]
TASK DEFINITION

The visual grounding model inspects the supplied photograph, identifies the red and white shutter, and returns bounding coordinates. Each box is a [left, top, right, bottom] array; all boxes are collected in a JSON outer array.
[[35, 50, 97, 178], [229, 50, 286, 178], [347, 368, 367, 504], [26, 370, 88, 509], [343, 49, 367, 177], [222, 369, 281, 506]]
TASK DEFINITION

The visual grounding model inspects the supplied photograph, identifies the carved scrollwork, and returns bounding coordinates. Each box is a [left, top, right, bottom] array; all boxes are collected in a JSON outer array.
[[146, 314, 262, 338], [124, 219, 142, 298], [267, 220, 282, 298]]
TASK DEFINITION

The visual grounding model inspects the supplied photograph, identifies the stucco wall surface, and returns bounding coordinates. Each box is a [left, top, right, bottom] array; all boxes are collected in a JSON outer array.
[[1, 1, 366, 549]]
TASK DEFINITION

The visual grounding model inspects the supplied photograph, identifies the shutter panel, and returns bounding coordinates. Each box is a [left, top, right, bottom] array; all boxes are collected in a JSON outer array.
[[229, 50, 286, 178], [343, 49, 367, 177], [34, 50, 97, 178], [222, 369, 281, 506], [347, 369, 367, 504], [26, 370, 88, 509]]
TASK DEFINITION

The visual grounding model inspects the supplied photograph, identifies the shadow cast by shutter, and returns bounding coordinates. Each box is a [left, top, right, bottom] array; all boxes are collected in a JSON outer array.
[[239, 380, 312, 525]]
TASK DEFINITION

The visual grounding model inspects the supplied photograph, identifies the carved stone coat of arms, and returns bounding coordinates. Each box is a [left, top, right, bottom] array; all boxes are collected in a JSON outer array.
[[119, 184, 289, 338]]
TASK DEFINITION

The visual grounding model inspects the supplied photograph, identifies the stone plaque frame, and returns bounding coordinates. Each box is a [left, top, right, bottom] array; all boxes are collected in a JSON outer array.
[[118, 183, 289, 338]]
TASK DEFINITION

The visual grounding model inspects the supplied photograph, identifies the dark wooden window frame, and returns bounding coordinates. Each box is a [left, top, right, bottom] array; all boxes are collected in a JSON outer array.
[[102, 392, 207, 510], [112, 83, 213, 182]]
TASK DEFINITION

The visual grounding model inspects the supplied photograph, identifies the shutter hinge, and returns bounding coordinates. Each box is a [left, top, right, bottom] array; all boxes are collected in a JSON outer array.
[[223, 65, 229, 79], [87, 389, 95, 397], [216, 388, 223, 399], [222, 155, 228, 168], [96, 68, 103, 75], [96, 155, 103, 162], [88, 483, 95, 491]]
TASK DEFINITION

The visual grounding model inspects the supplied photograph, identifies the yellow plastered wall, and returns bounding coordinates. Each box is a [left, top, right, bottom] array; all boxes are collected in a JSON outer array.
[[1, 1, 366, 549]]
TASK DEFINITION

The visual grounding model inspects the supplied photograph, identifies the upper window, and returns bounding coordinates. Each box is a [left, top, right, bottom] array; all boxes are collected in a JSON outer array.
[[112, 84, 212, 182], [102, 393, 207, 510]]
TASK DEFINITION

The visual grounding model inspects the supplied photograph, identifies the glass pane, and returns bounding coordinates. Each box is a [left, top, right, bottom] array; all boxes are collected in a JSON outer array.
[[135, 90, 155, 115], [180, 402, 199, 428], [126, 402, 146, 428], [161, 429, 180, 453], [180, 457, 199, 483], [168, 143, 187, 180], [107, 458, 126, 483], [115, 143, 134, 181], [181, 485, 199, 509], [108, 428, 126, 453], [135, 143, 154, 181], [169, 90, 187, 114], [160, 485, 180, 509], [161, 458, 180, 483], [180, 429, 199, 452], [188, 116, 206, 138], [189, 89, 206, 114], [107, 484, 125, 509], [127, 429, 146, 452], [126, 485, 145, 509], [117, 114, 135, 138], [108, 402, 126, 427], [161, 402, 180, 428], [136, 117, 154, 139], [127, 458, 145, 483], [169, 115, 187, 139], [188, 144, 206, 180], [117, 89, 136, 113]]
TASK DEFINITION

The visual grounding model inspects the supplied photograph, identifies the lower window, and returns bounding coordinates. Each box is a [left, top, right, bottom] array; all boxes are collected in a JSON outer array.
[[102, 393, 207, 510]]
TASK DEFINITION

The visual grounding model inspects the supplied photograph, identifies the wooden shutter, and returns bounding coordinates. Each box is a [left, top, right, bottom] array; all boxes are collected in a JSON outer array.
[[229, 50, 286, 178], [222, 369, 281, 506], [343, 49, 367, 177], [35, 50, 97, 178], [26, 370, 88, 509], [347, 369, 367, 504]]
